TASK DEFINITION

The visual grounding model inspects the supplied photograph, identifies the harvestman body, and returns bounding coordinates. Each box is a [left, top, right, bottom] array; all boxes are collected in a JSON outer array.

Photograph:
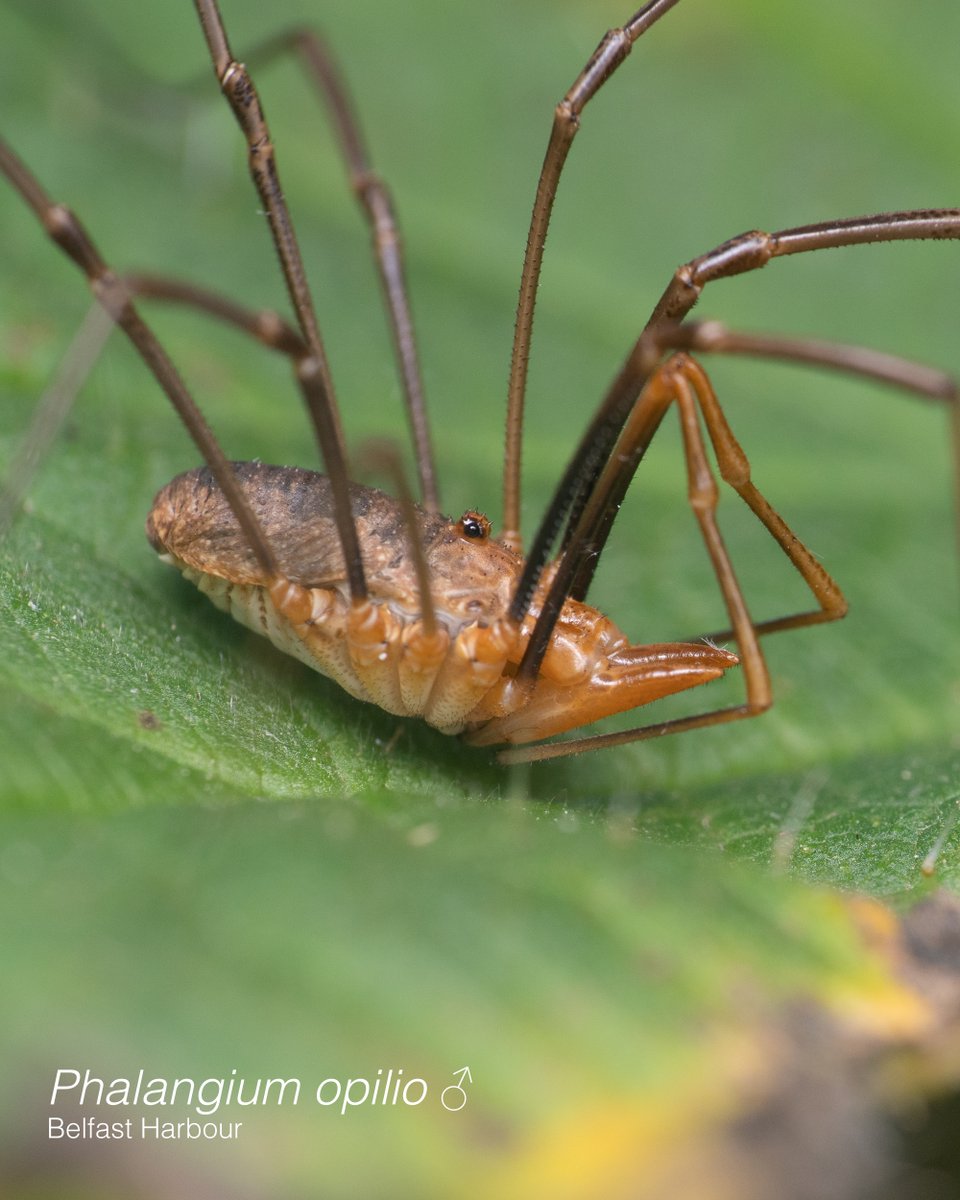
[[2, 0, 958, 764]]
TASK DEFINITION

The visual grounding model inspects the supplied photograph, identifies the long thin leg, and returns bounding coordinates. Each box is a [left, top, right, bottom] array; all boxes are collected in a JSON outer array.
[[501, 355, 773, 764], [569, 322, 960, 606], [249, 27, 437, 510], [0, 136, 279, 579], [193, 0, 367, 600], [126, 272, 306, 358], [501, 0, 683, 548], [511, 210, 960, 628], [661, 321, 957, 407], [647, 212, 960, 331]]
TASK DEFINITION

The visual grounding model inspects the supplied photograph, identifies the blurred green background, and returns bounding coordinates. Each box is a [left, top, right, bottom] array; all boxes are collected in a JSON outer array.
[[1, 0, 959, 1195]]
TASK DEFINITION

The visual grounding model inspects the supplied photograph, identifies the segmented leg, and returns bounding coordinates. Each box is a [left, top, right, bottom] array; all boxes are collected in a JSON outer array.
[[249, 27, 437, 509], [648, 214, 960, 332], [501, 0, 959, 549], [503, 0, 683, 546], [511, 208, 960, 629], [193, 0, 366, 601], [663, 321, 957, 405], [497, 0, 960, 595], [124, 273, 305, 358]]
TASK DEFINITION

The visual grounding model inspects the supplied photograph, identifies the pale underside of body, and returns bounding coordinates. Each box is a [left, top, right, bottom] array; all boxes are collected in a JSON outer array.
[[146, 462, 737, 747]]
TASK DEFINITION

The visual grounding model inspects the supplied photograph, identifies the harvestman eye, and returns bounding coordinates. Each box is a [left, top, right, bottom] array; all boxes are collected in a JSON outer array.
[[1, 0, 958, 765], [457, 513, 491, 541]]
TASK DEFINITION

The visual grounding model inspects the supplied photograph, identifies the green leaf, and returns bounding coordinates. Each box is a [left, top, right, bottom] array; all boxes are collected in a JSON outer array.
[[2, 1, 960, 1196], [0, 807, 944, 1199]]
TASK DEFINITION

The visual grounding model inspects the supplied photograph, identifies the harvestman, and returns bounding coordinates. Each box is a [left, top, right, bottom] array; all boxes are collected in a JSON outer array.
[[1, 0, 958, 764]]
